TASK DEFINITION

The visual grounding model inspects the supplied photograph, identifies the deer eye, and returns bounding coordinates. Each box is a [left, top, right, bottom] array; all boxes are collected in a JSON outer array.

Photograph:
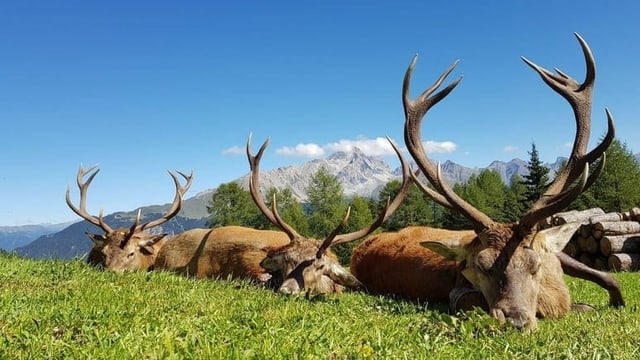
[[127, 251, 135, 258]]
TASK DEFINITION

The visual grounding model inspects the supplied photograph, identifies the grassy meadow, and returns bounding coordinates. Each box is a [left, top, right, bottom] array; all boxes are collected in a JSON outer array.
[[1, 252, 640, 359]]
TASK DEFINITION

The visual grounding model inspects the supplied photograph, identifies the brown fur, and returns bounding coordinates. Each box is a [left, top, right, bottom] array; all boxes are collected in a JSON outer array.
[[351, 227, 473, 302], [85, 228, 168, 272], [351, 226, 572, 322], [153, 226, 290, 284], [151, 226, 348, 293]]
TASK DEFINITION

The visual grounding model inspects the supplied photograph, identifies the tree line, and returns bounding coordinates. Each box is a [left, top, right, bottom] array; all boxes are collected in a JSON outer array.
[[207, 139, 640, 264]]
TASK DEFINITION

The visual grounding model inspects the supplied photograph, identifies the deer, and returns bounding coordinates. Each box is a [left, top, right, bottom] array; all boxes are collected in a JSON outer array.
[[65, 165, 193, 271], [151, 134, 414, 296], [350, 33, 624, 331]]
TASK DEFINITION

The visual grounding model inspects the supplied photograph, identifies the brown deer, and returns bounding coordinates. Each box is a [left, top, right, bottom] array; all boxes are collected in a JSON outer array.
[[152, 135, 414, 295], [65, 165, 193, 271], [350, 33, 623, 331]]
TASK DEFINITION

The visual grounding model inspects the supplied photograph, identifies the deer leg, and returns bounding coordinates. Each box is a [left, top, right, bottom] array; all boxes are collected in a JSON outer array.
[[557, 252, 624, 307], [449, 274, 489, 313]]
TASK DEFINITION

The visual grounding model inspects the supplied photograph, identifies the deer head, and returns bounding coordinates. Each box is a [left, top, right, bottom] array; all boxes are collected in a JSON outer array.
[[404, 33, 614, 330], [247, 134, 413, 295], [66, 165, 193, 272]]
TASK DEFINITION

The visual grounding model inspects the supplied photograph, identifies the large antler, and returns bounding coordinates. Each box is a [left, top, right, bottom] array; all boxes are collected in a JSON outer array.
[[247, 134, 414, 255], [320, 137, 414, 247], [518, 33, 615, 229], [133, 170, 194, 232], [403, 55, 495, 232], [66, 165, 193, 236], [66, 165, 114, 233], [247, 134, 302, 241]]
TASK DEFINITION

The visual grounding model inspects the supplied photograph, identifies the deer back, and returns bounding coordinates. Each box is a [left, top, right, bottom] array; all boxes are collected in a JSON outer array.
[[351, 226, 473, 302], [153, 226, 292, 285]]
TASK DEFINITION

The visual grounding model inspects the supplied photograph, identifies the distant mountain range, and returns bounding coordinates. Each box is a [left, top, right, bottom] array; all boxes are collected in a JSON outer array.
[[8, 149, 639, 260], [0, 222, 74, 251]]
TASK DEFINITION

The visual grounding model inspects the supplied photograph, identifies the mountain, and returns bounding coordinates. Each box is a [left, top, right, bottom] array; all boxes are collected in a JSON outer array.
[[0, 222, 75, 251], [235, 147, 397, 201], [14, 149, 564, 260], [635, 153, 640, 163]]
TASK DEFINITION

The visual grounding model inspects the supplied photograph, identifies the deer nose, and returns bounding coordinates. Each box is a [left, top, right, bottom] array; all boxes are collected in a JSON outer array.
[[278, 278, 301, 295], [505, 311, 529, 330], [491, 308, 535, 331]]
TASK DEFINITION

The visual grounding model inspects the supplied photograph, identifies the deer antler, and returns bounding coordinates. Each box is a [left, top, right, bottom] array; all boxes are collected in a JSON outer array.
[[519, 33, 614, 228], [403, 34, 614, 234], [247, 134, 301, 241], [403, 55, 495, 232], [325, 137, 414, 246], [66, 165, 193, 236], [247, 134, 414, 254], [134, 170, 194, 232], [66, 165, 114, 233]]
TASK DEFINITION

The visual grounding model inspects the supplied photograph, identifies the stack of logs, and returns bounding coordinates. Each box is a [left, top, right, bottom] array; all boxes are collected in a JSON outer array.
[[545, 207, 640, 272]]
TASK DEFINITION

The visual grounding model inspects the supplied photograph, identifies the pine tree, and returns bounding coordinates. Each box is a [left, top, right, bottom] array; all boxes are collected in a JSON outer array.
[[206, 182, 262, 228], [521, 143, 550, 208], [572, 139, 640, 212], [306, 167, 347, 239]]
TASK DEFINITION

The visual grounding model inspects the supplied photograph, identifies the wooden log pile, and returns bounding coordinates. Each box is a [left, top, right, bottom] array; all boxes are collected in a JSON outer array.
[[547, 207, 640, 272]]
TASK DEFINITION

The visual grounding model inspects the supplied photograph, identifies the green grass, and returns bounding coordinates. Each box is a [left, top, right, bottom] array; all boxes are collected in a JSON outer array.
[[1, 252, 639, 359]]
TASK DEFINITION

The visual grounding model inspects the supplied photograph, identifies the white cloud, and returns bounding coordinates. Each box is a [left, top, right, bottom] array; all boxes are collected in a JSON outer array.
[[424, 140, 457, 153], [221, 146, 244, 155], [324, 137, 396, 156], [276, 143, 325, 158], [227, 136, 458, 159], [503, 145, 519, 153]]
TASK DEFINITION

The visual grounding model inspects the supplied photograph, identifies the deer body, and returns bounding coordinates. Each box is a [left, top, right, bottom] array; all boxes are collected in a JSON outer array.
[[351, 226, 574, 320], [397, 33, 622, 330], [153, 226, 291, 284], [65, 165, 193, 272], [351, 227, 468, 302]]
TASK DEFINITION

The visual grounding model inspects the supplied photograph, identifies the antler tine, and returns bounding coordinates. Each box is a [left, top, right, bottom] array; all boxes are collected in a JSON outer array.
[[411, 168, 454, 210], [329, 137, 414, 246], [316, 207, 351, 259], [136, 170, 194, 232], [520, 34, 614, 228], [403, 55, 495, 232], [65, 164, 114, 233], [246, 134, 301, 240], [123, 209, 143, 244], [270, 194, 300, 240], [520, 163, 590, 229]]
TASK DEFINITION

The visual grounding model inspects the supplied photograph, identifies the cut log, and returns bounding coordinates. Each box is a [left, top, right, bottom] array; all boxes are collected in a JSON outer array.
[[579, 224, 592, 239], [608, 253, 640, 272], [588, 212, 625, 224], [600, 235, 640, 256], [552, 208, 604, 225], [626, 207, 640, 221], [576, 235, 599, 254], [592, 221, 640, 240]]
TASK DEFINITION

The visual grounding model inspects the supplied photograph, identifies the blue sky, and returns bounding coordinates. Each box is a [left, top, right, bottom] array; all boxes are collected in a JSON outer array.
[[1, 1, 639, 226]]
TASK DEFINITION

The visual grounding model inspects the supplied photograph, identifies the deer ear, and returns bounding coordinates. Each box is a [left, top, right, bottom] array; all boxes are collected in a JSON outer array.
[[138, 234, 167, 254], [321, 261, 362, 289], [420, 235, 474, 261], [536, 222, 581, 254], [86, 233, 106, 247]]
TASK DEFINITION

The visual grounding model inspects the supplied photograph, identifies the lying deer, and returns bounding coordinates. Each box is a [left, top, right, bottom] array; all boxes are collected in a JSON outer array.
[[66, 165, 193, 270], [350, 33, 623, 331], [151, 135, 413, 295]]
